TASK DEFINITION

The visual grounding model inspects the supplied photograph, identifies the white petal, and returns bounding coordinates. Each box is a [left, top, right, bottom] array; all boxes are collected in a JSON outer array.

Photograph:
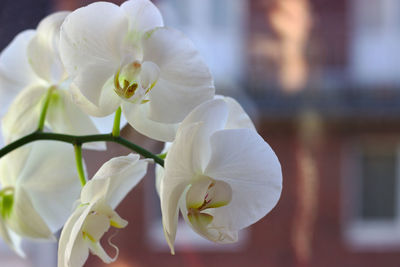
[[0, 145, 31, 187], [139, 61, 160, 89], [82, 211, 110, 242], [60, 2, 128, 104], [178, 99, 228, 171], [82, 154, 148, 209], [18, 141, 81, 233], [0, 217, 25, 257], [122, 102, 178, 142], [161, 123, 203, 253], [58, 205, 84, 267], [155, 142, 171, 196], [69, 83, 121, 117], [2, 85, 47, 144], [7, 187, 53, 239], [86, 240, 114, 264], [27, 12, 69, 83], [45, 89, 105, 150], [142, 27, 214, 123], [204, 129, 282, 231], [121, 0, 163, 33], [220, 96, 256, 130], [83, 202, 126, 263], [0, 30, 41, 94], [61, 204, 92, 267], [70, 64, 118, 108]]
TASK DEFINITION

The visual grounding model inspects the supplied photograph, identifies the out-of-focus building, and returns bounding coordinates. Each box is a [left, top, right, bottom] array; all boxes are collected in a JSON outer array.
[[1, 0, 400, 266]]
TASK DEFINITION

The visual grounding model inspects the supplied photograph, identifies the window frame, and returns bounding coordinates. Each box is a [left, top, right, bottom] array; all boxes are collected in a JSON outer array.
[[342, 138, 400, 249]]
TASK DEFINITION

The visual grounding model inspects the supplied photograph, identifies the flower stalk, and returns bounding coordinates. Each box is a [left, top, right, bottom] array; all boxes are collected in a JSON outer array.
[[74, 144, 86, 186], [37, 86, 55, 131], [0, 131, 164, 167], [112, 106, 122, 137]]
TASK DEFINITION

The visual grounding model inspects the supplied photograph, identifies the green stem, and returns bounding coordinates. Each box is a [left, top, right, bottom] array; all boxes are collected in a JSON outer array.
[[0, 131, 164, 167], [74, 144, 86, 186], [37, 87, 55, 131], [112, 106, 122, 137]]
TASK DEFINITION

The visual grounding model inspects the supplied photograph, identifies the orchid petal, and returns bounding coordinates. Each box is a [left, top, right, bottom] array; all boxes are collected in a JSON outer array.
[[161, 123, 204, 253], [69, 84, 121, 117], [122, 102, 178, 142], [0, 217, 24, 257], [178, 99, 228, 171], [69, 64, 119, 108], [2, 85, 46, 144], [60, 2, 128, 104], [222, 96, 256, 130], [0, 146, 30, 187], [81, 154, 148, 209], [62, 204, 92, 267], [142, 27, 214, 123], [204, 129, 282, 232], [27, 12, 69, 83], [121, 0, 163, 34], [0, 30, 40, 94], [18, 141, 81, 233], [155, 143, 171, 196], [58, 205, 85, 267], [7, 187, 53, 239]]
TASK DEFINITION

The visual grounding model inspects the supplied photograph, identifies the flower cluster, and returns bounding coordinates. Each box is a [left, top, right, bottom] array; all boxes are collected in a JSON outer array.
[[0, 0, 282, 266]]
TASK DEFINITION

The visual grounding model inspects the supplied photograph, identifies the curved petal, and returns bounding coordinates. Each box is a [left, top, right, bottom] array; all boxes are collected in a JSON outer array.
[[17, 141, 81, 233], [121, 0, 163, 33], [2, 85, 47, 144], [27, 12, 69, 83], [0, 30, 41, 94], [0, 145, 31, 187], [61, 204, 92, 267], [155, 142, 171, 196], [142, 27, 214, 123], [178, 99, 228, 171], [122, 102, 178, 142], [0, 218, 24, 257], [69, 83, 121, 117], [81, 154, 148, 209], [220, 96, 256, 130], [204, 129, 282, 232], [58, 205, 85, 267], [161, 123, 203, 253], [60, 2, 128, 104], [7, 187, 53, 240], [69, 64, 118, 107]]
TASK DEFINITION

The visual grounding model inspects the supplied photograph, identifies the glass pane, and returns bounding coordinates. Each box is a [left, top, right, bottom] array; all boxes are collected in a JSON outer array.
[[361, 146, 397, 219]]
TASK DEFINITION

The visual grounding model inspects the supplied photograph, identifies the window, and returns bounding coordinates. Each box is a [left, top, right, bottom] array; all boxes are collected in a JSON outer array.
[[349, 0, 400, 85], [157, 0, 247, 87], [342, 140, 400, 249]]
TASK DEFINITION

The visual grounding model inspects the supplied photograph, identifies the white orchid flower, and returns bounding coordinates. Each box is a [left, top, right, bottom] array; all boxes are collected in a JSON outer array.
[[0, 12, 102, 147], [59, 0, 215, 142], [155, 95, 256, 195], [0, 141, 81, 256], [159, 98, 282, 253], [58, 154, 149, 267]]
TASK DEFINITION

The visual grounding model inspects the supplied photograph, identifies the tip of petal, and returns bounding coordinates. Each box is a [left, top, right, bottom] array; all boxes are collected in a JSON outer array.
[[162, 226, 175, 255]]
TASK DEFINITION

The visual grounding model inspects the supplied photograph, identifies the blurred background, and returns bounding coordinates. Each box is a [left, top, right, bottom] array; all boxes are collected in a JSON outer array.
[[1, 0, 400, 266]]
